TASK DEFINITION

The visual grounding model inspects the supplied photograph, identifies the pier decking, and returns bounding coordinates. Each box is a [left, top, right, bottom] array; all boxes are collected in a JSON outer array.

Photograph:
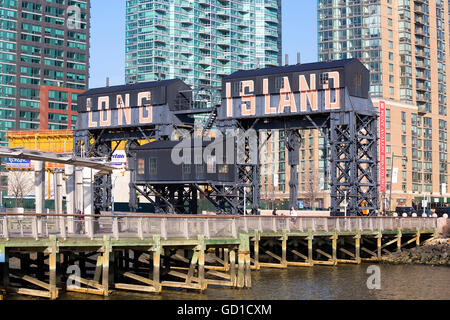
[[0, 214, 438, 299]]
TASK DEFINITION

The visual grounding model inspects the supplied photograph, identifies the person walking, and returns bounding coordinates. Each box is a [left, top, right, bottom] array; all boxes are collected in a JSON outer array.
[[290, 206, 298, 224], [272, 208, 277, 216]]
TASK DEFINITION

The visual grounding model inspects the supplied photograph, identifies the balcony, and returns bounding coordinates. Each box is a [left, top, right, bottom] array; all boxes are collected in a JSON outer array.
[[217, 23, 231, 31], [417, 106, 427, 115], [265, 0, 278, 10], [416, 93, 427, 103], [217, 37, 230, 45], [180, 0, 193, 9]]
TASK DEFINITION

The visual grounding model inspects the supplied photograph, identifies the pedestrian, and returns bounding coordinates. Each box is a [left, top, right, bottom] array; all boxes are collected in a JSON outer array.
[[272, 208, 277, 216], [290, 206, 298, 223]]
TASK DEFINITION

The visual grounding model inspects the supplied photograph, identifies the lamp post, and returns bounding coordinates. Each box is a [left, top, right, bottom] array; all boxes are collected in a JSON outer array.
[[388, 153, 408, 214]]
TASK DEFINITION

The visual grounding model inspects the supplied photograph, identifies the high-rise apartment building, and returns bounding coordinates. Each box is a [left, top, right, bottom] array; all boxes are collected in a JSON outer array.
[[313, 0, 450, 210], [125, 0, 282, 91], [0, 0, 90, 146]]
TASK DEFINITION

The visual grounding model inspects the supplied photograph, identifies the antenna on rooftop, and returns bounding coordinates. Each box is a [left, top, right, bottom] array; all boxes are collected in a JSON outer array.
[[285, 54, 289, 67]]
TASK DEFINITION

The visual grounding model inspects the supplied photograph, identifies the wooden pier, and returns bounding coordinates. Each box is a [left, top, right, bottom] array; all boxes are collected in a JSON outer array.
[[0, 214, 438, 299]]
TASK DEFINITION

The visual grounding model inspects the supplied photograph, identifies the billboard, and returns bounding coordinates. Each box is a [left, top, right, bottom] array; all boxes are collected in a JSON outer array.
[[111, 151, 127, 169], [6, 158, 30, 170], [379, 101, 386, 193]]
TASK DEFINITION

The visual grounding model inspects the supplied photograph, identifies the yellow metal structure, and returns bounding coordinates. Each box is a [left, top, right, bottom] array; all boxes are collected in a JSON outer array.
[[7, 130, 74, 169]]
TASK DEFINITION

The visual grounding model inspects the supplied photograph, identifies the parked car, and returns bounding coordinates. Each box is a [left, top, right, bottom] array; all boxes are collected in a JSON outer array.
[[395, 206, 417, 217], [434, 207, 450, 217]]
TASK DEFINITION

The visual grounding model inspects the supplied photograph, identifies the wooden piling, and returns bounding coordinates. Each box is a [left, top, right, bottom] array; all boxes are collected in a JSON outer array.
[[397, 229, 402, 252], [377, 232, 382, 260], [48, 238, 58, 300], [223, 248, 229, 271], [2, 248, 8, 289], [198, 236, 206, 291], [102, 236, 111, 296], [281, 232, 288, 267], [355, 232, 361, 264], [307, 234, 314, 266], [331, 234, 337, 265], [229, 250, 236, 287], [253, 231, 260, 270], [237, 252, 245, 288], [153, 236, 161, 293], [416, 231, 421, 248]]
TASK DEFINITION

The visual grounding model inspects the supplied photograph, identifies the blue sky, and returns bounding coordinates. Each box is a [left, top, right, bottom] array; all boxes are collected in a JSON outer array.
[[89, 0, 317, 88]]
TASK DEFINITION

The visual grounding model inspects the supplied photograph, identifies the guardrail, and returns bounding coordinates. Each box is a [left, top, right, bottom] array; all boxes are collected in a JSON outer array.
[[0, 214, 438, 241]]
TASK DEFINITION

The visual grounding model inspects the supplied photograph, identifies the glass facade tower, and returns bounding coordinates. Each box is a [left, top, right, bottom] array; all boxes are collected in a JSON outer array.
[[0, 0, 90, 146], [125, 0, 282, 89], [317, 0, 450, 209]]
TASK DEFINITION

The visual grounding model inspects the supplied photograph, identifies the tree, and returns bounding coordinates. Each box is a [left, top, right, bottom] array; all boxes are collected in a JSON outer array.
[[9, 171, 33, 208], [304, 170, 321, 210]]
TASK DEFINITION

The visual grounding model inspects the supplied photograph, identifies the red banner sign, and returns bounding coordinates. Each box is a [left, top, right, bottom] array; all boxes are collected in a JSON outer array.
[[379, 101, 386, 193]]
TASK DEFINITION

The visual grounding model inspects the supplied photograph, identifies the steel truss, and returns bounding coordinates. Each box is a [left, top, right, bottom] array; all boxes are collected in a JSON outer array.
[[74, 127, 157, 211], [132, 184, 198, 215], [330, 112, 378, 216]]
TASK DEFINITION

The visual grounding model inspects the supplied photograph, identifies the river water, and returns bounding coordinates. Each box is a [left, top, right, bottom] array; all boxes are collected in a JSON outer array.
[[42, 264, 447, 300]]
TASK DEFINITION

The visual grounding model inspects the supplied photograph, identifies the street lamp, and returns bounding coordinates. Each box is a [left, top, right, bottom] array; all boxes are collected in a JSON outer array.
[[388, 153, 408, 214]]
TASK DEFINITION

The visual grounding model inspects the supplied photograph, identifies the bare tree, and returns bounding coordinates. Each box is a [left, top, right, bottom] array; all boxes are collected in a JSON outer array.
[[304, 170, 320, 210], [9, 171, 34, 208]]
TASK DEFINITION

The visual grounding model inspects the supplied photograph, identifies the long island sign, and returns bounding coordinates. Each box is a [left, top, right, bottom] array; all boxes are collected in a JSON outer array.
[[218, 59, 370, 121]]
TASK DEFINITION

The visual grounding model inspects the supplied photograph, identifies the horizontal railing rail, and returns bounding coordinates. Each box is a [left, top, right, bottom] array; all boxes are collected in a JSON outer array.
[[0, 214, 439, 241]]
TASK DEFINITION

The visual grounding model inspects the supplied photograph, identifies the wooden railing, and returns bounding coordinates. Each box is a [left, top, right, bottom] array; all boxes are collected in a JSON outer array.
[[0, 213, 438, 241]]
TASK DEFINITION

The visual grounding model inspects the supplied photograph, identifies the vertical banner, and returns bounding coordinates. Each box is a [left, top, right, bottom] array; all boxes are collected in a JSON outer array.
[[379, 101, 386, 193], [392, 167, 398, 184]]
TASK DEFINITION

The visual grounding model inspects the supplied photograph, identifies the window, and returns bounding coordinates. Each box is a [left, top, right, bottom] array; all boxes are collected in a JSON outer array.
[[182, 164, 191, 175], [137, 159, 145, 175], [218, 164, 228, 174], [149, 158, 157, 174], [207, 156, 216, 174]]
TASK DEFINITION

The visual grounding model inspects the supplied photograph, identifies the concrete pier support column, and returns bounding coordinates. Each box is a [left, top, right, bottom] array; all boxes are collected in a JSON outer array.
[[54, 171, 63, 214], [75, 167, 83, 212], [65, 165, 76, 233], [82, 168, 93, 236], [34, 161, 45, 234], [35, 161, 46, 213]]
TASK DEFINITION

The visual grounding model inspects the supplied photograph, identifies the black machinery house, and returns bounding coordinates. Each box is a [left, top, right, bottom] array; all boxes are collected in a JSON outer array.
[[130, 138, 237, 214]]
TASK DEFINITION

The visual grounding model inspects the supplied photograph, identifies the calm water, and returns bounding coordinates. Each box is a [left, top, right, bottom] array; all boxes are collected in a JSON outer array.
[[35, 264, 447, 300]]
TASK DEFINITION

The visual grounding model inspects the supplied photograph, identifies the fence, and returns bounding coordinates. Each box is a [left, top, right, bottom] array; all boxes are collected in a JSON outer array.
[[0, 214, 438, 241]]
